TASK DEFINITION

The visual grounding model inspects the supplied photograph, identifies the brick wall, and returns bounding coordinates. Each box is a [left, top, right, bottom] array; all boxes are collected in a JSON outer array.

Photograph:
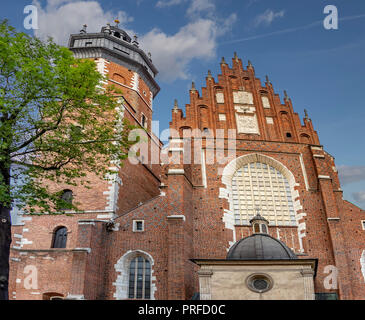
[[9, 54, 365, 301]]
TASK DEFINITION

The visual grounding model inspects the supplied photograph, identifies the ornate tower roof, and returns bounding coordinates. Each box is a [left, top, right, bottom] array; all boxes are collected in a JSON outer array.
[[68, 23, 160, 97]]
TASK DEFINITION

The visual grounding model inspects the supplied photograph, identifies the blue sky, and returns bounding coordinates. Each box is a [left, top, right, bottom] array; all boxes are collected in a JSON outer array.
[[1, 0, 365, 209]]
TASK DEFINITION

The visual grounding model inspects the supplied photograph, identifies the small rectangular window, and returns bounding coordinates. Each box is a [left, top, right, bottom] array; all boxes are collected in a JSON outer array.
[[85, 42, 93, 47], [362, 221, 365, 230], [133, 220, 144, 232]]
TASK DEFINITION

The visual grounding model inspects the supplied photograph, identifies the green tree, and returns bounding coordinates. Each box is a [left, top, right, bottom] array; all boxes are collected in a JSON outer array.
[[0, 20, 135, 300]]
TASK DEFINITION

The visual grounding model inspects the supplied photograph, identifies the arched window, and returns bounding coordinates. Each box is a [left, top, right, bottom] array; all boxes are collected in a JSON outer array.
[[52, 227, 68, 248], [179, 126, 191, 139], [261, 224, 268, 234], [231, 162, 296, 226], [43, 292, 64, 300], [252, 220, 268, 234], [59, 189, 73, 210], [128, 256, 151, 299], [300, 133, 311, 144]]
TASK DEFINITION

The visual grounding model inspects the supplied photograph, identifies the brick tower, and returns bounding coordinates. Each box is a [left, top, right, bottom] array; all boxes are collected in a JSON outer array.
[[8, 23, 164, 300], [8, 42, 365, 300]]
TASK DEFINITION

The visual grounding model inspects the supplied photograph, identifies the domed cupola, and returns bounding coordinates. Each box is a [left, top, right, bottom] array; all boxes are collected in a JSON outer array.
[[227, 210, 298, 260], [249, 210, 269, 234]]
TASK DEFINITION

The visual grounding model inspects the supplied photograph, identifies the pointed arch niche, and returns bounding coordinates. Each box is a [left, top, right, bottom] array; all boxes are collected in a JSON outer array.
[[219, 153, 306, 252]]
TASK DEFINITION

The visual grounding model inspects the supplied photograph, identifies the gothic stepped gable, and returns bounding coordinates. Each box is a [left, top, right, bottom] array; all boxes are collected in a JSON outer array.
[[170, 54, 319, 145]]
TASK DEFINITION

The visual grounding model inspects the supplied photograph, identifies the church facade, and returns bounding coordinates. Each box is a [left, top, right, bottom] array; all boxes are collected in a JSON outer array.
[[8, 24, 365, 300]]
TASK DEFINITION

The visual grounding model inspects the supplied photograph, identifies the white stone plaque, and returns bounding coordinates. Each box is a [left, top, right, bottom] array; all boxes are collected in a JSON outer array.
[[235, 113, 260, 134], [266, 117, 274, 124], [233, 91, 253, 105], [216, 92, 224, 104], [262, 96, 270, 109]]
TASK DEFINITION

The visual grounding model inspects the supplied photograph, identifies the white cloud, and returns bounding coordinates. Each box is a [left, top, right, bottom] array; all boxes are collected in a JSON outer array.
[[353, 191, 365, 203], [156, 0, 216, 19], [186, 0, 216, 19], [32, 0, 133, 45], [156, 0, 186, 8], [142, 0, 236, 82], [254, 9, 285, 28], [218, 13, 237, 36], [247, 0, 260, 8], [338, 165, 365, 185], [140, 7, 236, 82], [33, 0, 237, 82], [140, 19, 217, 81]]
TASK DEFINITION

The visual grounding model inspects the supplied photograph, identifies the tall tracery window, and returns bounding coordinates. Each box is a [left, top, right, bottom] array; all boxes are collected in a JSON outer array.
[[128, 256, 151, 299], [231, 162, 296, 226]]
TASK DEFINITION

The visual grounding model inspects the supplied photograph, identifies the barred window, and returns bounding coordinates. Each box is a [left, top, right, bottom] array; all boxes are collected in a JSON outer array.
[[232, 162, 296, 226], [128, 256, 151, 299]]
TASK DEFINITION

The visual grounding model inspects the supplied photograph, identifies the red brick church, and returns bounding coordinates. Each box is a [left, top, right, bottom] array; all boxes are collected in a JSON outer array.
[[8, 23, 365, 300]]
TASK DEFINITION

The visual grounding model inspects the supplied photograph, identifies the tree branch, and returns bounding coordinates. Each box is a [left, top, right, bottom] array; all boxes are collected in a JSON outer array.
[[10, 100, 70, 153], [12, 158, 73, 171]]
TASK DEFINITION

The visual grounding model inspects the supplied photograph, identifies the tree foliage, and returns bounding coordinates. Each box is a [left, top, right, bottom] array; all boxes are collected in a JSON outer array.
[[0, 20, 135, 214]]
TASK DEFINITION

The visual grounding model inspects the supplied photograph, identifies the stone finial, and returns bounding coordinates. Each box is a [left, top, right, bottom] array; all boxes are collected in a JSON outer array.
[[234, 52, 238, 61], [105, 23, 111, 34], [304, 109, 309, 119], [132, 35, 139, 47], [221, 57, 226, 64], [207, 70, 213, 80], [191, 81, 196, 91], [248, 60, 253, 68], [265, 75, 271, 85], [173, 99, 178, 113], [147, 52, 152, 61], [80, 24, 87, 34], [284, 90, 289, 102]]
